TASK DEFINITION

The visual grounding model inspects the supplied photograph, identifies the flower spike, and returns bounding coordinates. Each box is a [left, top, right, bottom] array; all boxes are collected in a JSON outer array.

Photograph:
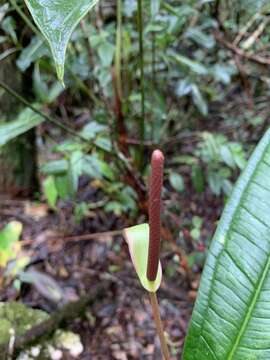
[[147, 149, 164, 281]]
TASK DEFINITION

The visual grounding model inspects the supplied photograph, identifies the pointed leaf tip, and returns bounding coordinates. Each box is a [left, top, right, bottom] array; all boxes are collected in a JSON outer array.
[[24, 0, 100, 80]]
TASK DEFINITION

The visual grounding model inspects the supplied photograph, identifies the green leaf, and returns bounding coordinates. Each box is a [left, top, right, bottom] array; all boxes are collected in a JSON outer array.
[[183, 129, 270, 359], [43, 176, 58, 209], [33, 63, 63, 104], [55, 174, 69, 200], [19, 269, 63, 303], [123, 224, 162, 292], [0, 221, 22, 267], [16, 35, 49, 72], [97, 41, 115, 67], [211, 64, 236, 85], [24, 0, 100, 82], [0, 108, 43, 147], [150, 0, 161, 18], [82, 155, 115, 181], [169, 172, 185, 193], [68, 150, 83, 195], [175, 79, 192, 97], [80, 121, 107, 140], [185, 27, 215, 49], [171, 53, 208, 75], [191, 165, 205, 193], [41, 159, 68, 175], [191, 84, 208, 116], [2, 16, 17, 44]]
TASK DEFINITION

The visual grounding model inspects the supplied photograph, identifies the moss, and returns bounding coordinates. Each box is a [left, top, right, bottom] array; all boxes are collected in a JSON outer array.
[[0, 302, 83, 359], [0, 302, 48, 345]]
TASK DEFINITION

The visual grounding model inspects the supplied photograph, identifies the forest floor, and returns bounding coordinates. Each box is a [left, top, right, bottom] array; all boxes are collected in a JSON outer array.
[[0, 180, 222, 359]]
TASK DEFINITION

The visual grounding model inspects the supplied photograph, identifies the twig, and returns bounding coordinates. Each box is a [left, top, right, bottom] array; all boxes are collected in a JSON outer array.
[[149, 292, 170, 360], [0, 48, 18, 62], [53, 230, 123, 243], [240, 19, 268, 50], [215, 30, 270, 66], [233, 12, 261, 46], [10, 0, 40, 36]]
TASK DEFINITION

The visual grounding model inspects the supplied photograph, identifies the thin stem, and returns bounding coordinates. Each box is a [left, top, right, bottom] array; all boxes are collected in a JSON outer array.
[[0, 80, 86, 143], [151, 31, 156, 141], [137, 0, 145, 166], [152, 32, 156, 87], [115, 0, 123, 99], [10, 0, 40, 36], [149, 292, 170, 360]]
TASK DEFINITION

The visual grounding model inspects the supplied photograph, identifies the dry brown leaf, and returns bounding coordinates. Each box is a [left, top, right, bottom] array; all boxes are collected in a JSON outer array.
[[24, 202, 49, 220]]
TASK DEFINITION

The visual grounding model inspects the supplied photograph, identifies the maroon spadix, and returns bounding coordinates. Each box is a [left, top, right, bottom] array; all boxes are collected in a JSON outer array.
[[147, 149, 164, 282]]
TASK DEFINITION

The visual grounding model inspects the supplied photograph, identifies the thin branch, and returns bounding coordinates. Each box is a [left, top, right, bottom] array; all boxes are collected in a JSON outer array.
[[233, 12, 261, 46], [215, 31, 270, 66], [50, 230, 123, 243], [0, 80, 88, 144], [10, 0, 40, 36]]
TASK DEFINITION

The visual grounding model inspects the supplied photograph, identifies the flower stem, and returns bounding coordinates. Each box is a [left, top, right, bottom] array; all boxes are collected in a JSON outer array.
[[149, 292, 170, 360]]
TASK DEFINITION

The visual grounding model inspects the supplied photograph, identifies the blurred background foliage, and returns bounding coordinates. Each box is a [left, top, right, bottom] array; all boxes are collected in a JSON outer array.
[[1, 0, 270, 264]]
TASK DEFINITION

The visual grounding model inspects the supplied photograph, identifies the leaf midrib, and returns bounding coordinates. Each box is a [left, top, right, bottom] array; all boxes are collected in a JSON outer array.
[[227, 251, 270, 359]]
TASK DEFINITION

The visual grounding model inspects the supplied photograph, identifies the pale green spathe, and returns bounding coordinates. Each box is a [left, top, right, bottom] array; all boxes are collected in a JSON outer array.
[[123, 223, 162, 292]]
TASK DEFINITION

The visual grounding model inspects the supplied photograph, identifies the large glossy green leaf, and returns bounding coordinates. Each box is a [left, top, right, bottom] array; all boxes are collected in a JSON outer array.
[[0, 108, 43, 147], [183, 129, 270, 359], [24, 0, 100, 81]]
